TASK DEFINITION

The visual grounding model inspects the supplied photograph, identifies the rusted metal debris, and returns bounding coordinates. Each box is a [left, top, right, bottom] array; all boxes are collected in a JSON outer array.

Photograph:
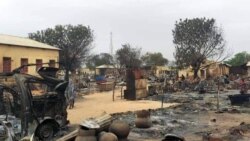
[[0, 65, 69, 140]]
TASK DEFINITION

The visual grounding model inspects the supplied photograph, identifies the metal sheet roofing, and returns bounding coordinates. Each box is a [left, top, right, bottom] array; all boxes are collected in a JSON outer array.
[[96, 64, 114, 69], [0, 34, 60, 50]]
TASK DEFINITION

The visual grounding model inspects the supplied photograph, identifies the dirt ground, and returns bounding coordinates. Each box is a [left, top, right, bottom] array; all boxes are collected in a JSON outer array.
[[111, 90, 250, 141], [67, 89, 176, 124], [66, 89, 250, 141]]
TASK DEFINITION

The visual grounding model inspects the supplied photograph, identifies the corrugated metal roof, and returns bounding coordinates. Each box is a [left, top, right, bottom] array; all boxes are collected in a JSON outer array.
[[0, 34, 60, 50], [96, 64, 114, 69]]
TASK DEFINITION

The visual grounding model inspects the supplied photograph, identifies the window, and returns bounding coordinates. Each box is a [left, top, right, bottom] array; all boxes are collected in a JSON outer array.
[[36, 59, 42, 71], [49, 60, 56, 67], [21, 58, 28, 73], [3, 57, 11, 73], [28, 82, 56, 97]]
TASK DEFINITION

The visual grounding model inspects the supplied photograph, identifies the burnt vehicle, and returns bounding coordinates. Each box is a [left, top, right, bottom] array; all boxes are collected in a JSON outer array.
[[0, 65, 69, 140]]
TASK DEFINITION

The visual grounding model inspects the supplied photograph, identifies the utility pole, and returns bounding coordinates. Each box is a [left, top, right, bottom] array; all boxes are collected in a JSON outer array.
[[110, 32, 113, 56], [110, 32, 116, 101]]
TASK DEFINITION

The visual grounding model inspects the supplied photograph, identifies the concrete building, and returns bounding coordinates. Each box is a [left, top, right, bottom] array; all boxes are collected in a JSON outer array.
[[178, 61, 230, 79], [0, 34, 60, 75], [154, 66, 170, 77]]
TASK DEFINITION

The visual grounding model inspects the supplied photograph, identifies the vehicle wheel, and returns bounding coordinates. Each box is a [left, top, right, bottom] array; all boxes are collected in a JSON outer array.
[[36, 123, 55, 140]]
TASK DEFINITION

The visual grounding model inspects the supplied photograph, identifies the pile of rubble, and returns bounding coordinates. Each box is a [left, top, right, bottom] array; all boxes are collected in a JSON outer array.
[[58, 110, 185, 141], [112, 91, 250, 141]]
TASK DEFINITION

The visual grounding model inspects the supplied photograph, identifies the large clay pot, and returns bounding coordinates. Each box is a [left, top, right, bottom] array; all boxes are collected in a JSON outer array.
[[78, 128, 96, 136], [135, 118, 152, 128], [109, 120, 130, 139], [118, 139, 129, 141], [99, 132, 118, 141], [136, 110, 150, 118], [75, 136, 97, 141], [75, 128, 97, 141]]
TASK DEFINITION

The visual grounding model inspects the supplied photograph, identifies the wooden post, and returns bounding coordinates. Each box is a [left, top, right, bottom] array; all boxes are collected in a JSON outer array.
[[121, 85, 123, 99], [217, 78, 220, 111], [161, 95, 164, 108], [112, 82, 115, 101]]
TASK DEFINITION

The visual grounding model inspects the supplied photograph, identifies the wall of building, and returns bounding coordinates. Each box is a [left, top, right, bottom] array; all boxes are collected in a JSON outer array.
[[0, 44, 59, 75], [154, 66, 170, 77], [178, 64, 229, 79], [178, 67, 199, 78]]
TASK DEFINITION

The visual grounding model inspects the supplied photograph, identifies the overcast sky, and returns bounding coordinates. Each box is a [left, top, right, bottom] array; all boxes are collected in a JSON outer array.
[[0, 0, 250, 60]]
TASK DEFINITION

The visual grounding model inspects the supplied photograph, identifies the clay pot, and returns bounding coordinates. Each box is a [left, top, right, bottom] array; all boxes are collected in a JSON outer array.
[[98, 131, 106, 139], [136, 110, 150, 118], [118, 139, 129, 141], [75, 128, 97, 141], [75, 136, 97, 141], [162, 134, 185, 141], [109, 120, 130, 139], [78, 128, 96, 136], [99, 132, 118, 141], [135, 118, 152, 128]]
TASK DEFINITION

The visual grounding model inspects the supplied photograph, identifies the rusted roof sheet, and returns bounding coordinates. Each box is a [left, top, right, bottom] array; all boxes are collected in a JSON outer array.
[[0, 34, 60, 50]]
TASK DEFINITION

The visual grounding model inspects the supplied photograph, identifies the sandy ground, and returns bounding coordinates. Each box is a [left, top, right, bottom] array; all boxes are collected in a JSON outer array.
[[67, 89, 176, 124], [64, 89, 250, 141]]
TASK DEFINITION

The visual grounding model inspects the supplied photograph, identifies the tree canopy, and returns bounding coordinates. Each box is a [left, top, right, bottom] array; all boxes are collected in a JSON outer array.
[[29, 24, 94, 80], [225, 51, 250, 66], [86, 53, 113, 70], [173, 18, 226, 78], [141, 52, 168, 66], [115, 44, 141, 68]]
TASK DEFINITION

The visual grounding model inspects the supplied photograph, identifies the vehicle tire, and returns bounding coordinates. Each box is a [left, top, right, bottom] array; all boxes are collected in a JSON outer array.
[[35, 123, 55, 140]]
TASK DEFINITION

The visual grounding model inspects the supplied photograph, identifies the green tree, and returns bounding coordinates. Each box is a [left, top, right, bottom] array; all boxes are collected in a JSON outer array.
[[173, 18, 226, 78], [225, 51, 250, 66], [141, 52, 168, 66], [29, 24, 94, 80], [86, 53, 113, 70], [116, 44, 142, 68]]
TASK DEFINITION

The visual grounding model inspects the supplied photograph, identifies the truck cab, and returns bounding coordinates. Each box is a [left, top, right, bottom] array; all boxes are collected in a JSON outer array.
[[0, 66, 68, 140]]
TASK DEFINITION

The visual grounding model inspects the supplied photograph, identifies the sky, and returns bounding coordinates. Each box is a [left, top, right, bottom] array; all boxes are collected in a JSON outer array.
[[0, 0, 250, 60]]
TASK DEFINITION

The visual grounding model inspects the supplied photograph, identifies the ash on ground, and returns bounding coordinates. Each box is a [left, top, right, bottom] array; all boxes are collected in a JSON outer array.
[[112, 90, 250, 141]]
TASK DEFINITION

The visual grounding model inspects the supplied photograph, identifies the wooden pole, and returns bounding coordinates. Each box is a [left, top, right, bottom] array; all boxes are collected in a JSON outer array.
[[217, 78, 220, 111]]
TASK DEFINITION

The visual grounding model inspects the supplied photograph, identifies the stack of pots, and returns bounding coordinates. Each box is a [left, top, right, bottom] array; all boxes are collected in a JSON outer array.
[[135, 110, 152, 128], [109, 120, 130, 141], [75, 128, 97, 141]]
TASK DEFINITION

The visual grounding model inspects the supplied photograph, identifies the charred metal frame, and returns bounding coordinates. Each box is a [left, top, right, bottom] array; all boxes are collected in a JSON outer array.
[[0, 64, 68, 140]]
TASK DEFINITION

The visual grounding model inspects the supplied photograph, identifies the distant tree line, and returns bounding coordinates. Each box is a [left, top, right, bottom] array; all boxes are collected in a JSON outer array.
[[29, 16, 239, 79], [86, 44, 169, 70], [225, 51, 250, 66]]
